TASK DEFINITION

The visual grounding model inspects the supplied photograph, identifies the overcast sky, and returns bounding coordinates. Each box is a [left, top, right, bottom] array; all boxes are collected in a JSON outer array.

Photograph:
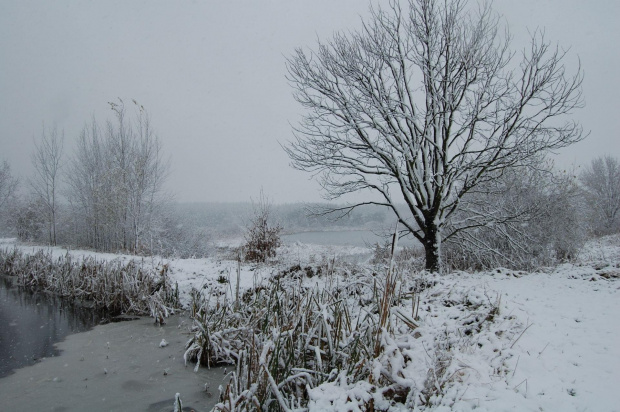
[[1, 0, 618, 204]]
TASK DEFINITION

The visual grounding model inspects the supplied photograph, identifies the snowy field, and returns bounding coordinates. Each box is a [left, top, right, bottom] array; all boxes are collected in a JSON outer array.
[[1, 236, 619, 411]]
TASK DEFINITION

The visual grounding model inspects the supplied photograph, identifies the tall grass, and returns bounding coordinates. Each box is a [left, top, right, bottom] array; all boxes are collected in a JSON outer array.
[[0, 247, 179, 318], [184, 239, 509, 410], [184, 236, 426, 410]]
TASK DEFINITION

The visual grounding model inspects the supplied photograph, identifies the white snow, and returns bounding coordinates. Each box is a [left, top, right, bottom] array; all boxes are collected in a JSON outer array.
[[415, 266, 619, 411], [1, 235, 619, 410]]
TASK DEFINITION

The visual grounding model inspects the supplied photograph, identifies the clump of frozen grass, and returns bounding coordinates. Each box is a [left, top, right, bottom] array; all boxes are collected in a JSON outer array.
[[183, 254, 516, 410], [186, 274, 390, 410], [184, 243, 503, 411], [0, 247, 179, 317]]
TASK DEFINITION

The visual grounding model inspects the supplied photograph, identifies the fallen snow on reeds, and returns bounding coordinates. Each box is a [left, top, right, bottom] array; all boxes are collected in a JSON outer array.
[[0, 239, 179, 318], [1, 236, 619, 410]]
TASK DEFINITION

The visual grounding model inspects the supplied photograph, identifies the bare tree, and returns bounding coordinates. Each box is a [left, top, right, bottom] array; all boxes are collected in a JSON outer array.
[[66, 118, 109, 249], [580, 155, 620, 235], [0, 160, 18, 210], [285, 0, 585, 271], [126, 102, 169, 254], [66, 100, 169, 253], [31, 125, 64, 245], [12, 195, 46, 241], [0, 160, 19, 233]]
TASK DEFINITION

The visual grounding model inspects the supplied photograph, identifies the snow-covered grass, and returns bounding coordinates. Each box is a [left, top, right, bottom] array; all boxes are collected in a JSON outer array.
[[0, 239, 179, 319], [1, 235, 618, 410], [184, 259, 518, 410]]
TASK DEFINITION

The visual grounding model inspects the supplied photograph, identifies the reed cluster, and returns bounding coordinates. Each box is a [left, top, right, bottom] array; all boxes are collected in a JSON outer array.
[[184, 262, 427, 410], [0, 247, 179, 318]]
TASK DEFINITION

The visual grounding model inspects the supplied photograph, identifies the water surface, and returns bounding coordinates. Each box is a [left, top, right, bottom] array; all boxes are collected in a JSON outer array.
[[0, 277, 103, 377], [282, 229, 418, 247]]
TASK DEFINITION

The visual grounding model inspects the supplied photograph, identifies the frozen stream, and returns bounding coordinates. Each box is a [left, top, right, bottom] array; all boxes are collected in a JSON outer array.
[[0, 278, 225, 411], [0, 277, 103, 377]]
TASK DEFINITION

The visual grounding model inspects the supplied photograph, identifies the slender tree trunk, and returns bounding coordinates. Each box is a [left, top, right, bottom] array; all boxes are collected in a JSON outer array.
[[48, 210, 53, 245], [52, 209, 56, 245], [51, 186, 56, 246]]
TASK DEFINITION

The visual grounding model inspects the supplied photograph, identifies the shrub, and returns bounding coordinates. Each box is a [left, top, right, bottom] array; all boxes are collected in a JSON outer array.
[[243, 191, 282, 262], [444, 167, 587, 271]]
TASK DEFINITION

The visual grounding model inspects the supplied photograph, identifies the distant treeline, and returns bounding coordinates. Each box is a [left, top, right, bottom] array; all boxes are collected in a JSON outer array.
[[174, 202, 396, 236]]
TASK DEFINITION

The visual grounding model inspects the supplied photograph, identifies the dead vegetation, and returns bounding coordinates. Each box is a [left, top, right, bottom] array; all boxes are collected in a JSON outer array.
[[0, 247, 179, 318], [184, 252, 512, 410]]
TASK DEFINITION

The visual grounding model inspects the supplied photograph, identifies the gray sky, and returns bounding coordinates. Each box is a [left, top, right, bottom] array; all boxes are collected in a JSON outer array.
[[1, 0, 618, 203]]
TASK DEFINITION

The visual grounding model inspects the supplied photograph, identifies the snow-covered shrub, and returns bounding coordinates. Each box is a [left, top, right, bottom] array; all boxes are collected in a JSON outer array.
[[243, 192, 282, 263], [10, 197, 47, 242], [444, 167, 587, 271], [371, 240, 425, 270], [580, 155, 620, 236], [370, 239, 393, 265]]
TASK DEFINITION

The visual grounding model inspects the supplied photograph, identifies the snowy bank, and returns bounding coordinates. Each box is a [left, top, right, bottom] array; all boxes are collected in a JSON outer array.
[[1, 236, 619, 410]]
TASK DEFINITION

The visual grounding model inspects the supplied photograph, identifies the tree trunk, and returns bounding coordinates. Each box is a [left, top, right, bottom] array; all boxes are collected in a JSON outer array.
[[423, 224, 441, 273], [51, 208, 56, 246], [48, 212, 53, 246]]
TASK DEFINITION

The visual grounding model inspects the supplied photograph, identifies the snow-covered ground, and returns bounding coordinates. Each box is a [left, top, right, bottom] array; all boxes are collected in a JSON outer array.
[[409, 265, 619, 411], [1, 236, 618, 411]]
